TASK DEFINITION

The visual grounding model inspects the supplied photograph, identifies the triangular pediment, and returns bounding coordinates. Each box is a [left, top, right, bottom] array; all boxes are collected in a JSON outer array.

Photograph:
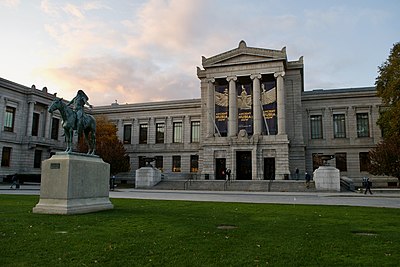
[[202, 40, 287, 68]]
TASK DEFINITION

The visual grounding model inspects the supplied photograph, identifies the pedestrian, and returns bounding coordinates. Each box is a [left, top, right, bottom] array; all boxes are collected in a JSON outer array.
[[110, 175, 116, 191], [305, 172, 311, 189], [10, 173, 18, 189], [226, 169, 231, 181], [295, 168, 299, 180], [363, 177, 373, 195]]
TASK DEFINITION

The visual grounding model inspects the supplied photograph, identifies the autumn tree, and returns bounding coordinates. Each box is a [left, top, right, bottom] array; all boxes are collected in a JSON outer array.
[[78, 115, 130, 175], [376, 42, 400, 136], [368, 134, 400, 185], [368, 42, 400, 186]]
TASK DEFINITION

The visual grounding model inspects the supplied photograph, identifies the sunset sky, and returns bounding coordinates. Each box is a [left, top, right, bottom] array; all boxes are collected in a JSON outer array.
[[0, 0, 398, 106]]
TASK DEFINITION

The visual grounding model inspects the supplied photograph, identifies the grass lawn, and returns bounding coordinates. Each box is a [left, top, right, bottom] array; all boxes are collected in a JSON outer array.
[[0, 195, 399, 266]]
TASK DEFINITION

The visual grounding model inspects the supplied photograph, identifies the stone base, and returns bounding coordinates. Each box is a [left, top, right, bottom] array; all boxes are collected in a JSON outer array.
[[135, 167, 162, 188], [33, 152, 113, 215], [313, 166, 340, 192]]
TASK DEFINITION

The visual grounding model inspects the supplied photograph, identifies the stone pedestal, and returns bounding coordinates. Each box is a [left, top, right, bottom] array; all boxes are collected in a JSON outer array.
[[33, 153, 113, 215], [135, 167, 162, 188], [313, 166, 340, 192]]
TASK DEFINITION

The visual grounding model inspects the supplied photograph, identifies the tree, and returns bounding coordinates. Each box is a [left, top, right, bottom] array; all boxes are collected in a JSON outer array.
[[368, 134, 400, 185], [369, 42, 400, 186], [376, 42, 400, 136], [78, 115, 130, 175]]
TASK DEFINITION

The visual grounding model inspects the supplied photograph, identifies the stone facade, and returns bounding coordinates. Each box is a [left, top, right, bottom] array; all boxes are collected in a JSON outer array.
[[0, 41, 393, 186]]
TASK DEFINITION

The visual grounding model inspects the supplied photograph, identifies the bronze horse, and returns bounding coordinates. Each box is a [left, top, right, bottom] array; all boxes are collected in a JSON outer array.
[[48, 98, 96, 155]]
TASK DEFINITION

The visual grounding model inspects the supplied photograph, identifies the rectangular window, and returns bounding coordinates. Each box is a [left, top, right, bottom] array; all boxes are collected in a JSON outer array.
[[34, 149, 42, 168], [51, 118, 60, 140], [191, 121, 200, 143], [310, 115, 323, 139], [359, 152, 370, 172], [138, 156, 146, 168], [4, 106, 16, 132], [123, 124, 132, 144], [32, 113, 40, 136], [172, 156, 181, 172], [333, 114, 346, 138], [312, 153, 323, 171], [1, 147, 12, 167], [190, 155, 199, 173], [155, 156, 163, 171], [335, 153, 347, 172], [156, 123, 165, 144], [139, 124, 148, 144], [173, 122, 183, 143], [356, 113, 370, 137]]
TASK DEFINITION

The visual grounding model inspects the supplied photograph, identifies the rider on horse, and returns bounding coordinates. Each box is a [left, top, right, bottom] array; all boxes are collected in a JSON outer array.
[[67, 90, 93, 136]]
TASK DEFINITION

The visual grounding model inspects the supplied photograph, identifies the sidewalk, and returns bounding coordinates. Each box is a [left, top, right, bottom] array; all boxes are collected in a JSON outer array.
[[1, 183, 399, 209]]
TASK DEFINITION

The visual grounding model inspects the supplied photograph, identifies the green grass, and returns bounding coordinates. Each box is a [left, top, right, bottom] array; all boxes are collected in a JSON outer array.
[[1, 195, 399, 266]]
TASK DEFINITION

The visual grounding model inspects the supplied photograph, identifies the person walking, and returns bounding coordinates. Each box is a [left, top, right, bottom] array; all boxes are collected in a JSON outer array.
[[363, 177, 373, 195], [10, 173, 18, 189], [305, 172, 311, 189]]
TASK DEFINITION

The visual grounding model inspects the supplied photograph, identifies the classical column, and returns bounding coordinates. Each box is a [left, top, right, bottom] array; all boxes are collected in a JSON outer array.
[[251, 74, 262, 135], [45, 111, 52, 139], [117, 119, 123, 140], [206, 78, 215, 137], [227, 76, 237, 137], [26, 101, 35, 136], [274, 72, 286, 135]]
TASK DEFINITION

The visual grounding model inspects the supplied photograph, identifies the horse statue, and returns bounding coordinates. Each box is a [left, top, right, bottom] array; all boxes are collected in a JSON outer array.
[[48, 98, 96, 155]]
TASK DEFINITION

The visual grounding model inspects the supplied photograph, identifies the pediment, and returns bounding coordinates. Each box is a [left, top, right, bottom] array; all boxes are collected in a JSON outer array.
[[202, 40, 287, 68]]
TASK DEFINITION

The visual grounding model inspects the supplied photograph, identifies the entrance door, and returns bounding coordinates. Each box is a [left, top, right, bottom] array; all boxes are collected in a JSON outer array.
[[236, 151, 252, 180], [215, 158, 226, 180], [264, 158, 275, 180]]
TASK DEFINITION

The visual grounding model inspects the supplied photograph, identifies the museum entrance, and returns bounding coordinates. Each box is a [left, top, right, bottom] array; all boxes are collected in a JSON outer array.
[[264, 157, 275, 180], [215, 158, 226, 180], [236, 151, 252, 180]]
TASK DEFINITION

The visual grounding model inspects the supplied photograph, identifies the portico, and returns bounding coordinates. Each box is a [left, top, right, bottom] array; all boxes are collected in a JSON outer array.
[[198, 41, 302, 180]]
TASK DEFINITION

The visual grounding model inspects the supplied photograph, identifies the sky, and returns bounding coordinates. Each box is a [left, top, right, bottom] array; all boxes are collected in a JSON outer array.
[[0, 0, 399, 106]]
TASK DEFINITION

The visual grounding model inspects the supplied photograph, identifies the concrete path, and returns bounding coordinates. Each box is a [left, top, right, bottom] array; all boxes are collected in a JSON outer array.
[[1, 183, 399, 209]]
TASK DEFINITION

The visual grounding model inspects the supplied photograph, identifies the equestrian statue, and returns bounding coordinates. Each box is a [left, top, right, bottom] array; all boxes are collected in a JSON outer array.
[[48, 90, 96, 155]]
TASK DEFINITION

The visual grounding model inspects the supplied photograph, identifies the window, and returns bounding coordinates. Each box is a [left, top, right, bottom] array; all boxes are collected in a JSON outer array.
[[138, 156, 146, 168], [335, 153, 347, 172], [4, 106, 16, 132], [123, 125, 132, 144], [156, 123, 165, 143], [34, 150, 42, 168], [310, 115, 323, 139], [191, 121, 200, 143], [1, 147, 12, 167], [333, 114, 346, 138], [172, 156, 181, 172], [173, 122, 183, 143], [155, 156, 163, 171], [359, 152, 370, 172], [312, 153, 323, 171], [51, 118, 60, 140], [32, 113, 40, 136], [190, 155, 199, 172], [356, 113, 369, 137], [139, 124, 148, 144]]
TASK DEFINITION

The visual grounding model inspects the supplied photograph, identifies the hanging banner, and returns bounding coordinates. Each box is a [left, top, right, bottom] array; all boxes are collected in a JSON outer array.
[[214, 85, 228, 135], [261, 81, 277, 135], [237, 83, 253, 135]]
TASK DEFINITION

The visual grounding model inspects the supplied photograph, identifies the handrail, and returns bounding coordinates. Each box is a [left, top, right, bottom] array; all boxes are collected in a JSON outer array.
[[184, 177, 192, 190]]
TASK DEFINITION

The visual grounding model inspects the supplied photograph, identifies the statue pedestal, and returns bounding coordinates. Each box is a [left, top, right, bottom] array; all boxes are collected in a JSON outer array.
[[33, 153, 113, 215], [313, 166, 340, 192], [135, 167, 162, 188]]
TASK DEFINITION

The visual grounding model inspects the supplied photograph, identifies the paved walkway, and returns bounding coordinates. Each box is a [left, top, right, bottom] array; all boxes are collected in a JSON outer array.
[[1, 183, 399, 209]]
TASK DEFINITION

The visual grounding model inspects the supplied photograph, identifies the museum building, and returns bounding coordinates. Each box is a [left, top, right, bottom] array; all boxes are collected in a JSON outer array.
[[0, 41, 389, 185]]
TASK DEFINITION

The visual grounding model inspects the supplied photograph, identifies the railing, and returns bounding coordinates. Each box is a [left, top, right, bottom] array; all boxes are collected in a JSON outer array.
[[184, 177, 192, 190]]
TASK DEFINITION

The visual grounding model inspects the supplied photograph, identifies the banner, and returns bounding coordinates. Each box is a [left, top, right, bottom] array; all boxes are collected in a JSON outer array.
[[237, 83, 253, 135], [214, 85, 228, 136], [261, 81, 277, 135]]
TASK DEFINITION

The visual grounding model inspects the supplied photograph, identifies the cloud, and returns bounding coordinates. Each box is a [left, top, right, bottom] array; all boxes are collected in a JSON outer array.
[[0, 0, 19, 8]]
